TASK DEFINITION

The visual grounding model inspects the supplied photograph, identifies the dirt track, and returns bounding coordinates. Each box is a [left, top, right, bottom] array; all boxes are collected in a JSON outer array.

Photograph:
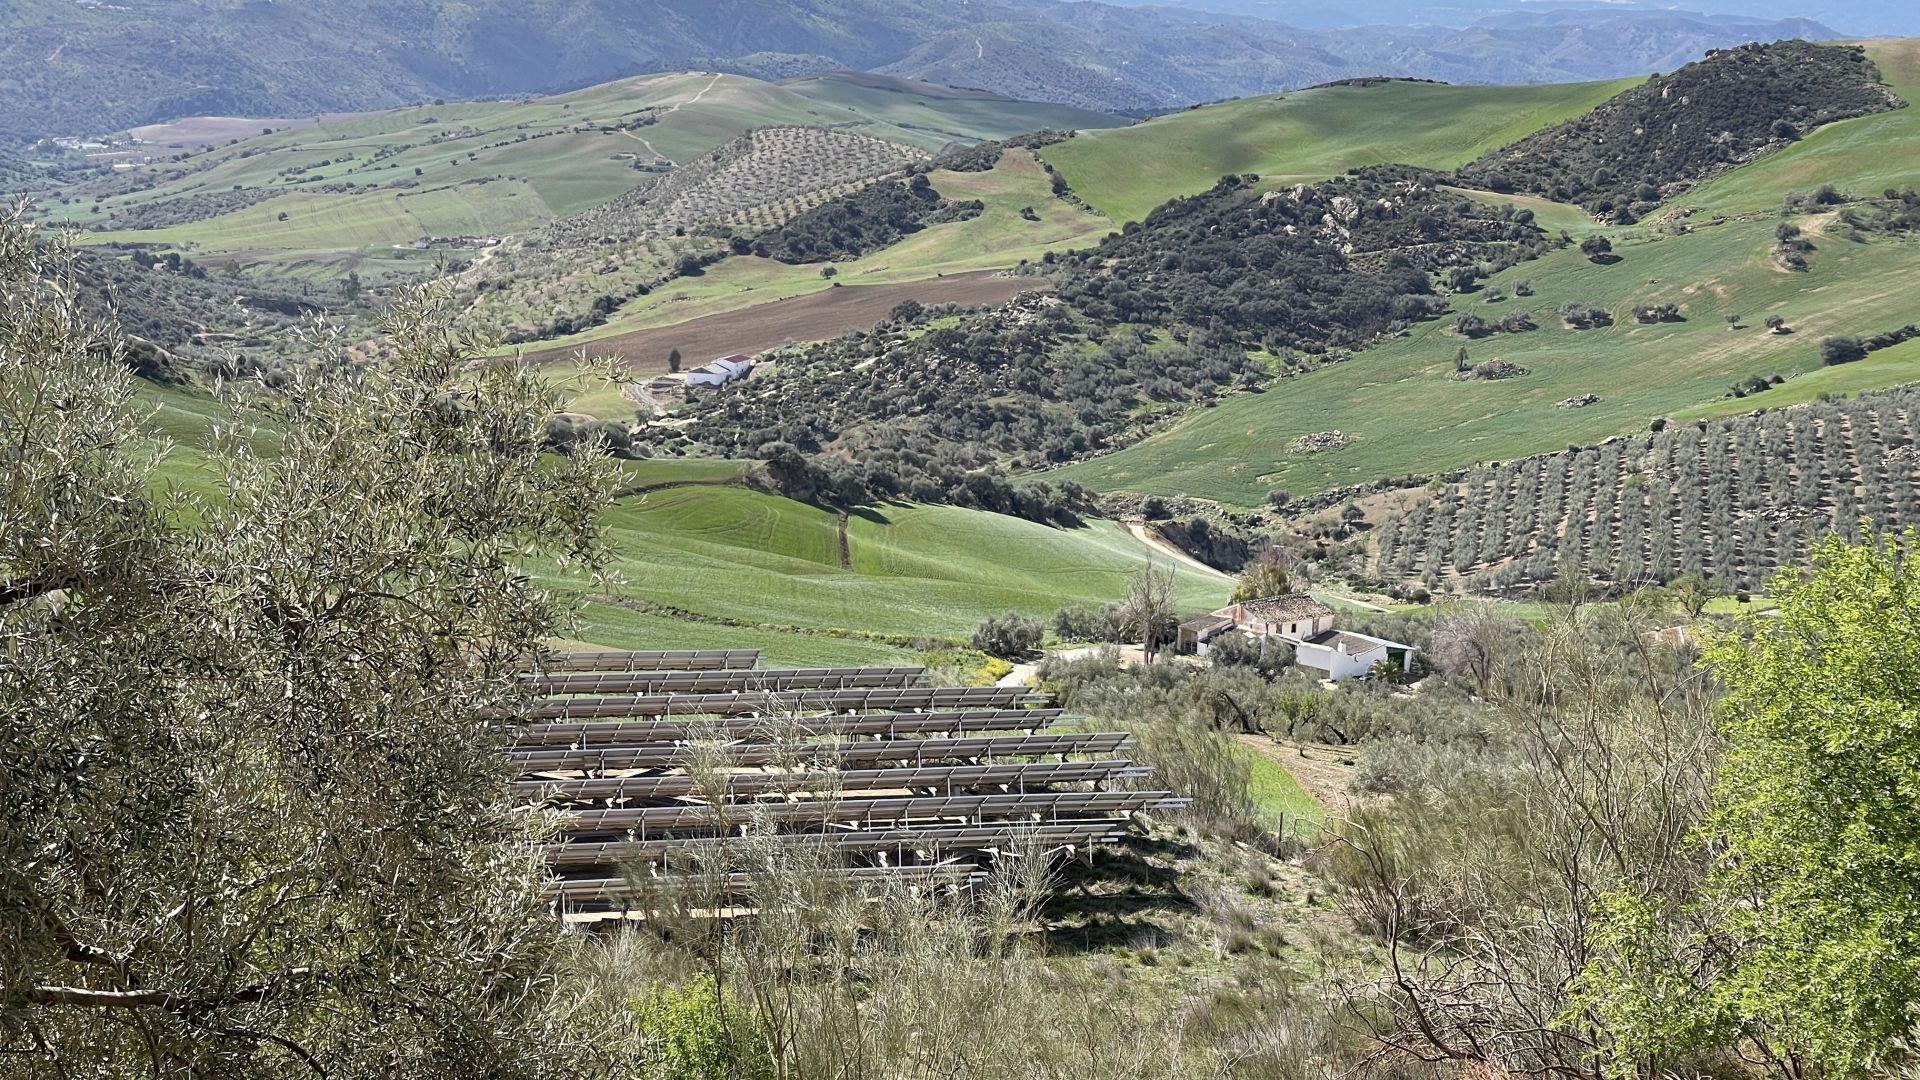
[[523, 271, 1048, 372]]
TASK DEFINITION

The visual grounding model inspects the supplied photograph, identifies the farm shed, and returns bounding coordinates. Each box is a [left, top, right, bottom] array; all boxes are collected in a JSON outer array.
[[684, 353, 754, 387]]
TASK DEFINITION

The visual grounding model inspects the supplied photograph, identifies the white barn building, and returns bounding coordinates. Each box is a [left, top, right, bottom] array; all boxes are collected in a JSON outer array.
[[685, 353, 754, 388], [1178, 593, 1415, 683]]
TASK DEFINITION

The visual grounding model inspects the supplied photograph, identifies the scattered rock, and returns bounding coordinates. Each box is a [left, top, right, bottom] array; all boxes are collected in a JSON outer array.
[[1557, 393, 1601, 408], [1291, 431, 1349, 454]]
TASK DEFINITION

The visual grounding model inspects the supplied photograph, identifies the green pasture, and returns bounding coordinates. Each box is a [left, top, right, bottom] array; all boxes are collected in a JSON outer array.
[[1689, 336, 1920, 418], [1039, 77, 1638, 224], [1242, 747, 1330, 832], [556, 485, 1231, 644], [1674, 39, 1920, 220], [1056, 211, 1920, 508], [44, 70, 1123, 276]]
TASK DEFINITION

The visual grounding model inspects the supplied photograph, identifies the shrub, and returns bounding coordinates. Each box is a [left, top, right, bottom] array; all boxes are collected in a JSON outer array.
[[1821, 335, 1868, 365], [972, 612, 1044, 658]]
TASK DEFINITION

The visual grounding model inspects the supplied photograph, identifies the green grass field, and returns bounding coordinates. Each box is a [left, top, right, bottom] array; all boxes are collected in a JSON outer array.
[[1039, 77, 1637, 225], [1053, 40, 1920, 508], [50, 71, 1125, 279], [558, 486, 1232, 649], [1242, 747, 1329, 833], [139, 376, 1222, 662], [1055, 214, 1920, 507]]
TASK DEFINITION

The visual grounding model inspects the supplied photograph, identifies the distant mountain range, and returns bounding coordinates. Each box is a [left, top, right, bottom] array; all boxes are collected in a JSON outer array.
[[0, 0, 1842, 138], [1133, 0, 1916, 36]]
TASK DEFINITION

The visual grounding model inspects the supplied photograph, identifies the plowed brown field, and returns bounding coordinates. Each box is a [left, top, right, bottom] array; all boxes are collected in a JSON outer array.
[[522, 271, 1047, 371]]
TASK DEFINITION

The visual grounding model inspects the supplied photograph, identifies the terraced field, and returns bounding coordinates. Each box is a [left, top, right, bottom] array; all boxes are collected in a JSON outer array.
[[1055, 40, 1920, 509], [1039, 76, 1638, 224]]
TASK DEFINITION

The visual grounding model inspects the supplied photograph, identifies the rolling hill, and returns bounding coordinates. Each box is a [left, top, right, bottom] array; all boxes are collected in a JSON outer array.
[[1050, 39, 1920, 509], [136, 381, 1228, 665], [0, 0, 1838, 138], [1039, 76, 1638, 224], [42, 71, 1122, 282]]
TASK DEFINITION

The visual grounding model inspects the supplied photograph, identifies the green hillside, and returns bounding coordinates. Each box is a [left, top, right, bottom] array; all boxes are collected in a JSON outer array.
[[44, 71, 1124, 279], [1039, 76, 1638, 224], [138, 381, 1226, 665], [1052, 41, 1920, 508], [515, 149, 1109, 362], [543, 485, 1231, 663]]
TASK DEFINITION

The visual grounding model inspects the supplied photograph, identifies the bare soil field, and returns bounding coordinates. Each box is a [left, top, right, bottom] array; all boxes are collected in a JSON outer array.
[[522, 271, 1048, 371], [129, 115, 339, 148]]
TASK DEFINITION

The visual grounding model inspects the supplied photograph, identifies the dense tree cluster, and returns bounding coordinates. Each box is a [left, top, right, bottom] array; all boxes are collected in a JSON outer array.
[[928, 130, 1073, 173], [69, 246, 338, 356], [1048, 169, 1548, 354], [1372, 384, 1920, 593], [751, 175, 982, 263], [679, 168, 1556, 514], [1454, 41, 1896, 222]]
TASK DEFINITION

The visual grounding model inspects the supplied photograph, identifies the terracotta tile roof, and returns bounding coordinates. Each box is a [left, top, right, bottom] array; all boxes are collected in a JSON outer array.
[[1238, 593, 1335, 623]]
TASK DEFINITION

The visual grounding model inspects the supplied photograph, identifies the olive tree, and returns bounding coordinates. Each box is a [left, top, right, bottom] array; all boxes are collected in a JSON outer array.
[[1, 212, 621, 1076]]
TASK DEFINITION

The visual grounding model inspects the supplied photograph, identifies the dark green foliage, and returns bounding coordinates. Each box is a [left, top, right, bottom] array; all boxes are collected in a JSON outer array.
[[680, 167, 1552, 519], [1837, 187, 1920, 236], [1051, 603, 1130, 643], [929, 130, 1073, 173], [1050, 168, 1547, 355], [1455, 42, 1896, 221], [1374, 384, 1920, 593], [1207, 631, 1295, 679], [753, 177, 983, 264], [1824, 324, 1920, 364], [1558, 301, 1612, 329], [971, 611, 1044, 658], [1579, 234, 1612, 260], [70, 247, 335, 356], [1820, 335, 1868, 365]]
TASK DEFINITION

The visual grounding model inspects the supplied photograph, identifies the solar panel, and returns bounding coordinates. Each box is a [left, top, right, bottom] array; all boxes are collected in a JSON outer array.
[[513, 708, 1066, 747], [532, 666, 929, 696], [524, 686, 1047, 720], [544, 819, 1136, 867], [514, 652, 1180, 906], [512, 759, 1154, 802], [560, 790, 1184, 835], [508, 732, 1135, 774], [536, 649, 761, 672]]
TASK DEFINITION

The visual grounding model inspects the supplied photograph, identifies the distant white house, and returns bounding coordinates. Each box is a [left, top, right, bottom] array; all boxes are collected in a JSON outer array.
[[684, 353, 754, 388], [1178, 593, 1415, 683]]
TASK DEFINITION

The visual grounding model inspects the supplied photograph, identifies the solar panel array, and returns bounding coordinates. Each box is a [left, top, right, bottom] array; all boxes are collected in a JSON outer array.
[[513, 649, 1180, 913]]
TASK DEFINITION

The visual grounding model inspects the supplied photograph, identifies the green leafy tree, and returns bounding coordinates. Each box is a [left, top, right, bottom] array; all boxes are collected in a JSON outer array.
[[1578, 532, 1920, 1075], [1695, 532, 1920, 1069], [0, 213, 620, 1075], [1230, 547, 1296, 603], [1664, 573, 1721, 618]]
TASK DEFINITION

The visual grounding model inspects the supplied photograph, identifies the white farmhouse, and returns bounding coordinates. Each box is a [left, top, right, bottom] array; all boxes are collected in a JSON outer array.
[[1178, 592, 1415, 682], [684, 353, 754, 388]]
